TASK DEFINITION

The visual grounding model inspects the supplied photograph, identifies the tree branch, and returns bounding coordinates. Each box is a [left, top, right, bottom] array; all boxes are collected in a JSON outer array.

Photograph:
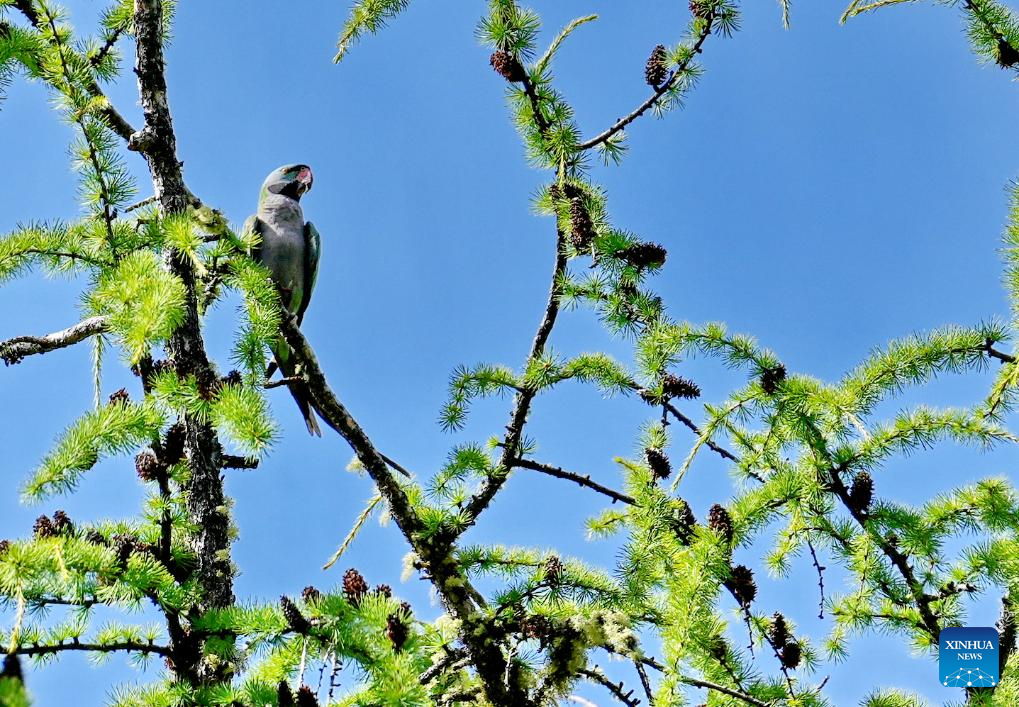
[[579, 667, 640, 707], [677, 675, 772, 707], [12, 640, 170, 658], [1, 316, 108, 366], [132, 0, 233, 684], [221, 454, 259, 470], [459, 226, 568, 531], [12, 0, 136, 141], [662, 400, 741, 464], [278, 313, 528, 704], [826, 463, 942, 641], [511, 457, 634, 505], [637, 655, 770, 707], [634, 660, 654, 706], [576, 11, 716, 151]]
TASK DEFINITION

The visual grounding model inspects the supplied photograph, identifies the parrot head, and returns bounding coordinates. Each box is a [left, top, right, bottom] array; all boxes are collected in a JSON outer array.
[[260, 164, 313, 202]]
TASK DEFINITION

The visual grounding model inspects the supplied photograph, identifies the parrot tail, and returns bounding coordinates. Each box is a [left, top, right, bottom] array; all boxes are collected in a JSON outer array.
[[273, 346, 322, 437], [292, 384, 322, 437]]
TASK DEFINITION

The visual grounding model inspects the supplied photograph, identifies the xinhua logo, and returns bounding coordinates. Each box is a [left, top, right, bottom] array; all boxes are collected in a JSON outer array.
[[939, 627, 999, 687]]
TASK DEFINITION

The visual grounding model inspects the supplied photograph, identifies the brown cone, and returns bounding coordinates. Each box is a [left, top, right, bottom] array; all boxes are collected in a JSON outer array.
[[645, 44, 668, 87], [490, 50, 527, 82]]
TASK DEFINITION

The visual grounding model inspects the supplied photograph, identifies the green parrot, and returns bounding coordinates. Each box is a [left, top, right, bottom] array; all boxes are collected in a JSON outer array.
[[244, 164, 322, 436]]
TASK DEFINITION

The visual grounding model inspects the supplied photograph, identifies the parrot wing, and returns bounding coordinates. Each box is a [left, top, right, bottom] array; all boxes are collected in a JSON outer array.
[[242, 214, 263, 262], [296, 221, 321, 326]]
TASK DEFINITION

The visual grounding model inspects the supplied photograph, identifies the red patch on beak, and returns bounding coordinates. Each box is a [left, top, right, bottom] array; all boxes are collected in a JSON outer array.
[[298, 167, 313, 192]]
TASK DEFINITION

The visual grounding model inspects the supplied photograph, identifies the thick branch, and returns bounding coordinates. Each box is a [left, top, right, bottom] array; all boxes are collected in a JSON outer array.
[[1, 316, 108, 365], [132, 0, 232, 684], [986, 343, 1016, 363], [221, 454, 259, 470], [278, 315, 527, 705], [512, 457, 634, 505], [278, 315, 420, 536]]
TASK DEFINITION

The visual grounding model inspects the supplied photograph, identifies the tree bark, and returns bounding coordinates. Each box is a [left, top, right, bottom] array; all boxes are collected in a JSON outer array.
[[131, 0, 233, 686]]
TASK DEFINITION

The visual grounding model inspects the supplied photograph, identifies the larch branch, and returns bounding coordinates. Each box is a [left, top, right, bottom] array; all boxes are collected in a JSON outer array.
[[1, 316, 108, 366], [13, 640, 171, 658], [512, 457, 635, 505], [576, 10, 716, 151]]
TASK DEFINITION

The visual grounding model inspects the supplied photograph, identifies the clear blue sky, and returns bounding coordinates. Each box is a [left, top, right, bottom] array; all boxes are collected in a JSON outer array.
[[2, 0, 1019, 704]]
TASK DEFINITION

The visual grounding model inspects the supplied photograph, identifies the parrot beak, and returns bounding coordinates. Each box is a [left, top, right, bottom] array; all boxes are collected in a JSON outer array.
[[297, 167, 313, 195]]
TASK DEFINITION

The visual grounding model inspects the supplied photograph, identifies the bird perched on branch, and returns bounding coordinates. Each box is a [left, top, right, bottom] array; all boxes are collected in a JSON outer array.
[[244, 164, 322, 436]]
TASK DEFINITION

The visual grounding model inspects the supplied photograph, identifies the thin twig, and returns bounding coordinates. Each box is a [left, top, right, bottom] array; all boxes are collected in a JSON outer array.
[[677, 675, 773, 707], [806, 537, 826, 619], [576, 10, 717, 151], [579, 667, 640, 707], [512, 457, 635, 505], [662, 400, 741, 464], [12, 640, 171, 658], [634, 659, 654, 706], [263, 376, 304, 389], [459, 226, 568, 531]]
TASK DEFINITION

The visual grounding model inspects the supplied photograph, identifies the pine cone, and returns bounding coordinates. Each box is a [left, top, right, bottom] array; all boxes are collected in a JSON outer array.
[[646, 448, 672, 481], [108, 388, 130, 406], [645, 44, 668, 87], [52, 510, 73, 535], [281, 595, 311, 634], [135, 450, 162, 482], [569, 197, 595, 250], [277, 681, 295, 707], [662, 373, 701, 400], [387, 613, 409, 652], [707, 504, 733, 545], [400, 600, 412, 615], [301, 586, 322, 603], [85, 530, 106, 546], [343, 568, 369, 606], [848, 471, 874, 515], [374, 583, 393, 598], [708, 635, 728, 660], [295, 686, 319, 707], [33, 514, 55, 538], [726, 564, 757, 607], [196, 369, 219, 401], [668, 498, 697, 544], [619, 242, 667, 269], [221, 370, 243, 387], [760, 364, 787, 395], [779, 639, 802, 669], [544, 556, 564, 584], [0, 540, 9, 557], [490, 50, 527, 82], [112, 534, 136, 568], [996, 38, 1019, 68], [162, 422, 186, 465], [769, 612, 789, 647], [1, 654, 22, 683], [521, 614, 553, 641]]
